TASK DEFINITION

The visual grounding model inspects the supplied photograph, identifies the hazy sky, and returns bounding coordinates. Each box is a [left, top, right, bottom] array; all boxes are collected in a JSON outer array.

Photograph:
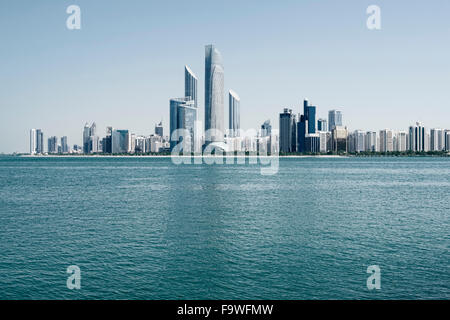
[[1, 0, 449, 153]]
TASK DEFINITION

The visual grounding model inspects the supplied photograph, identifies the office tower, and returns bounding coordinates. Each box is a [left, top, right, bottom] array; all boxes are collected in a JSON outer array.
[[352, 130, 366, 153], [261, 120, 272, 137], [36, 129, 44, 154], [30, 129, 36, 154], [319, 131, 330, 153], [409, 122, 425, 152], [303, 100, 316, 134], [328, 110, 343, 131], [155, 122, 163, 137], [396, 131, 407, 152], [185, 66, 198, 109], [60, 136, 68, 154], [430, 128, 445, 151], [297, 115, 306, 152], [204, 45, 224, 145], [112, 130, 130, 154], [170, 97, 197, 152], [317, 119, 328, 132], [47, 136, 58, 154], [83, 123, 91, 153], [279, 108, 296, 153], [379, 129, 394, 152], [305, 133, 320, 153], [445, 131, 450, 151], [332, 126, 348, 153], [365, 131, 377, 152], [229, 90, 240, 137]]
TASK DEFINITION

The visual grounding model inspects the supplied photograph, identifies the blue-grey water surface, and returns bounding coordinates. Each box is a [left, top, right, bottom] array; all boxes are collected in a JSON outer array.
[[0, 156, 449, 299]]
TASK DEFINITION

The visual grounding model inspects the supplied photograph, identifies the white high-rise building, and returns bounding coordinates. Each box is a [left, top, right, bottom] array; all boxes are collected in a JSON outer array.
[[430, 128, 445, 151], [365, 131, 377, 152], [205, 45, 224, 146], [30, 129, 36, 155], [396, 131, 407, 152], [379, 129, 394, 152]]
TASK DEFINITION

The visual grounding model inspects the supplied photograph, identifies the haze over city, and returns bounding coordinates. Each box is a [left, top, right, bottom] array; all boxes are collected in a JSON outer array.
[[1, 0, 449, 153]]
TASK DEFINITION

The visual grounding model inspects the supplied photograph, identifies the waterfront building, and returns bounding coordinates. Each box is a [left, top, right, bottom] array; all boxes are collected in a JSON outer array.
[[170, 97, 197, 152], [445, 131, 450, 151], [317, 119, 328, 132], [155, 122, 163, 137], [365, 131, 377, 152], [396, 131, 407, 152], [30, 129, 36, 154], [328, 110, 343, 131], [279, 108, 296, 153], [305, 133, 320, 153], [185, 65, 198, 108], [204, 45, 224, 146], [61, 136, 69, 154], [409, 122, 425, 152], [229, 90, 240, 137], [379, 129, 394, 152], [430, 128, 445, 151], [112, 130, 130, 154], [47, 136, 58, 154], [332, 126, 348, 153]]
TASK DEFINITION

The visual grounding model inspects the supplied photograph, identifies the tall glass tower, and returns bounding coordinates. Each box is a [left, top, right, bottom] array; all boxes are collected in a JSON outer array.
[[328, 110, 343, 131], [185, 65, 198, 109], [170, 97, 197, 152], [204, 45, 224, 145], [229, 90, 240, 137]]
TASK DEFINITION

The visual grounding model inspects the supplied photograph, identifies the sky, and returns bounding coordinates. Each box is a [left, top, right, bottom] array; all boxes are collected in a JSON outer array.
[[0, 0, 449, 153]]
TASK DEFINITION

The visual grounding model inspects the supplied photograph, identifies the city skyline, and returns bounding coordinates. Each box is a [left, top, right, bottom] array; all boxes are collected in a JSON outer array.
[[2, 0, 450, 153]]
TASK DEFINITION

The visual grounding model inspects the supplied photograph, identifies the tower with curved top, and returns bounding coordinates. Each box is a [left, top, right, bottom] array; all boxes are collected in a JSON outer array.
[[204, 45, 224, 145]]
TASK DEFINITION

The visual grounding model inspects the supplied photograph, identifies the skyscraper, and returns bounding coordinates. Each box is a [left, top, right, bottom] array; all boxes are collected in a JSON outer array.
[[30, 129, 36, 155], [430, 128, 445, 151], [279, 108, 296, 153], [47, 136, 58, 154], [155, 121, 163, 137], [36, 129, 44, 154], [409, 122, 425, 152], [379, 129, 394, 152], [185, 66, 198, 109], [317, 119, 328, 132], [365, 131, 377, 152], [170, 97, 197, 152], [303, 100, 316, 134], [261, 120, 272, 137], [229, 90, 240, 137], [328, 110, 343, 131], [112, 130, 130, 154], [61, 136, 69, 154], [204, 45, 224, 146]]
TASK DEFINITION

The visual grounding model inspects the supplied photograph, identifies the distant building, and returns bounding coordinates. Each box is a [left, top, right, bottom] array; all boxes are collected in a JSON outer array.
[[155, 122, 163, 137], [365, 131, 377, 152], [261, 120, 272, 137], [379, 129, 394, 152], [332, 126, 348, 153], [204, 44, 224, 146], [61, 136, 69, 154], [47, 136, 58, 154], [430, 128, 445, 151], [170, 97, 197, 152], [396, 131, 407, 152], [185, 65, 198, 108], [409, 122, 425, 152], [112, 130, 130, 154], [229, 90, 240, 137], [328, 110, 343, 131], [317, 119, 328, 132], [83, 122, 98, 154], [36, 129, 44, 154], [305, 133, 320, 153], [279, 108, 296, 153], [445, 131, 450, 151], [30, 129, 36, 154]]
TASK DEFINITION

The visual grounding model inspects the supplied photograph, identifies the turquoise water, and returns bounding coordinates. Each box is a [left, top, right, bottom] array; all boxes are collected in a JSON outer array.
[[0, 156, 448, 300]]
